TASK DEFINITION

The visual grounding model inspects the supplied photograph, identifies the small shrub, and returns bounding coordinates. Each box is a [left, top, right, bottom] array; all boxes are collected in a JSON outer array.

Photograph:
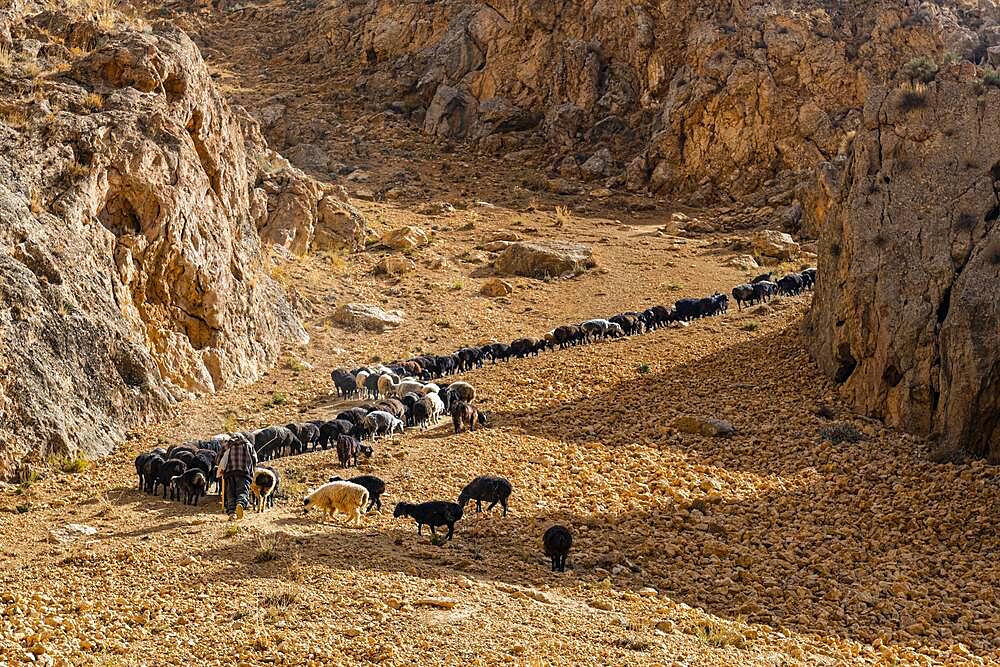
[[286, 550, 304, 583], [554, 205, 571, 227], [15, 503, 31, 514], [637, 363, 651, 374], [692, 619, 746, 649], [901, 56, 938, 83], [982, 68, 1000, 88], [369, 354, 381, 363], [262, 588, 297, 608], [449, 279, 464, 291], [815, 404, 837, 420], [740, 321, 760, 332], [16, 464, 40, 486], [54, 455, 90, 474], [1, 107, 28, 128], [429, 533, 448, 547], [83, 93, 103, 110], [522, 172, 549, 191], [224, 524, 240, 538], [253, 534, 282, 563], [21, 62, 42, 79], [0, 45, 12, 73], [327, 249, 349, 274], [285, 357, 307, 373], [263, 392, 288, 408], [222, 412, 239, 433], [819, 422, 863, 444]]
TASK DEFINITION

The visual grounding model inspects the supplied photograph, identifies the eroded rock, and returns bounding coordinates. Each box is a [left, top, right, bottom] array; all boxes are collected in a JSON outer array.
[[494, 241, 596, 279]]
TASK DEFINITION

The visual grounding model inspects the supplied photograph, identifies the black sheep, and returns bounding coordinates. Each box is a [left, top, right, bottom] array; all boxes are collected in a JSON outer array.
[[458, 476, 512, 516], [751, 272, 773, 284], [543, 525, 573, 572], [777, 273, 804, 296], [157, 458, 187, 500], [135, 452, 151, 490], [732, 284, 754, 311], [751, 280, 777, 303], [330, 474, 386, 511], [801, 267, 817, 289], [509, 337, 544, 358], [142, 454, 164, 494], [451, 401, 478, 434], [393, 501, 464, 540], [331, 367, 358, 398], [553, 325, 584, 349], [674, 298, 701, 321], [253, 426, 301, 461], [336, 407, 369, 425], [174, 468, 207, 506], [317, 419, 354, 448], [336, 435, 372, 468], [286, 422, 321, 453]]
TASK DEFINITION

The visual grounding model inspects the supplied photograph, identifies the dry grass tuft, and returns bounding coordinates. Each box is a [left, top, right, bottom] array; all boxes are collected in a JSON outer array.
[[253, 533, 284, 563], [83, 92, 103, 110]]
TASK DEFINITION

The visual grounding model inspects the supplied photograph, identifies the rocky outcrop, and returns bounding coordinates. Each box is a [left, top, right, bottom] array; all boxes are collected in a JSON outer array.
[[805, 74, 999, 463], [0, 13, 358, 474], [333, 303, 404, 331], [295, 0, 983, 206], [494, 241, 596, 279]]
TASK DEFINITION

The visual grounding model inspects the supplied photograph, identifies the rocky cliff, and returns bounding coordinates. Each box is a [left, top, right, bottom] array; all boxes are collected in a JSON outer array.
[[310, 0, 983, 208], [0, 4, 364, 473], [804, 72, 999, 462]]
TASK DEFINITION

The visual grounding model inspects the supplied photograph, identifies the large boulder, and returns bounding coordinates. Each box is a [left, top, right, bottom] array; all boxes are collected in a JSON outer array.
[[805, 79, 999, 462], [333, 303, 404, 331], [494, 241, 596, 278], [752, 230, 800, 261], [381, 226, 428, 252]]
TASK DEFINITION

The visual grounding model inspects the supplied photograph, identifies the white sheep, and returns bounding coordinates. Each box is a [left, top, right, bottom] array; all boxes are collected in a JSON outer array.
[[420, 383, 440, 395], [250, 467, 277, 513], [303, 481, 370, 526], [426, 392, 445, 423], [377, 373, 398, 398], [355, 370, 370, 395], [395, 378, 425, 397]]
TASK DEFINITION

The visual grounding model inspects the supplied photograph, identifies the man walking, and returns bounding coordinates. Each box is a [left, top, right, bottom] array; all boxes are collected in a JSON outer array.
[[221, 432, 257, 520]]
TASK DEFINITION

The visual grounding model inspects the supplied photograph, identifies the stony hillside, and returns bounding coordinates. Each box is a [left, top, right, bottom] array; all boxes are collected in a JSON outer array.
[[0, 0, 365, 473]]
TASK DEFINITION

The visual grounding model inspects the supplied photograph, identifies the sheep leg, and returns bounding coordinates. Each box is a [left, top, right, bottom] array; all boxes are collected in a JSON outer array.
[[486, 500, 498, 512], [476, 500, 483, 513], [429, 525, 437, 535], [417, 523, 423, 535], [501, 498, 508, 516], [446, 522, 454, 540]]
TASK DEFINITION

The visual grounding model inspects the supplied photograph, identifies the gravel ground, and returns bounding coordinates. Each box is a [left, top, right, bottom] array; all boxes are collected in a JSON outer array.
[[2, 203, 998, 667]]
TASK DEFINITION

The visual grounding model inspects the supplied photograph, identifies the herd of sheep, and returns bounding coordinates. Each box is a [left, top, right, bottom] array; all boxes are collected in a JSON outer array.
[[130, 264, 817, 572]]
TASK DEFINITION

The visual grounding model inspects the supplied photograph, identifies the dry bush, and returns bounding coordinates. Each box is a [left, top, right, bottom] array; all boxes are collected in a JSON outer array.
[[83, 92, 103, 110], [66, 161, 90, 179], [0, 45, 12, 73], [553, 205, 571, 227], [253, 533, 283, 563], [1, 107, 29, 128]]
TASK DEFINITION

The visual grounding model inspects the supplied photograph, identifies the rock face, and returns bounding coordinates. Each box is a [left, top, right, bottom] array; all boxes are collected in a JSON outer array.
[[805, 76, 1000, 462], [381, 226, 428, 252], [494, 241, 596, 279], [289, 0, 981, 205], [480, 278, 513, 297], [0, 17, 355, 473]]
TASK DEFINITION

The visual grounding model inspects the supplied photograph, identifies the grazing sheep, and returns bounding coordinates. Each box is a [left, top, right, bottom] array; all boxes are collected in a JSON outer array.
[[172, 468, 207, 506], [456, 346, 483, 371], [331, 367, 358, 398], [250, 467, 278, 512], [303, 481, 369, 525], [157, 458, 187, 500], [777, 272, 804, 296], [135, 452, 152, 490], [509, 337, 545, 358], [451, 401, 479, 434], [285, 422, 320, 454], [751, 280, 778, 303], [355, 369, 371, 397], [395, 378, 426, 398], [449, 381, 476, 403], [142, 454, 165, 494], [552, 324, 584, 349], [674, 298, 702, 321], [801, 267, 817, 289], [412, 398, 433, 429], [252, 426, 302, 461], [543, 525, 573, 572], [336, 435, 373, 468], [362, 410, 405, 439], [484, 342, 510, 362], [375, 398, 407, 421], [580, 319, 625, 342], [329, 475, 386, 512], [458, 476, 512, 516], [393, 501, 464, 540], [732, 284, 754, 311], [336, 407, 369, 425]]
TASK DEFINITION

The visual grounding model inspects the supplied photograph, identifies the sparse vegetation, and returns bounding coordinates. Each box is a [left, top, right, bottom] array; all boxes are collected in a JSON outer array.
[[263, 391, 288, 408], [224, 524, 240, 538], [253, 534, 283, 563], [16, 464, 40, 486], [0, 45, 12, 73], [263, 588, 298, 608], [65, 161, 91, 179], [554, 205, 571, 227], [901, 56, 937, 84], [637, 363, 651, 374], [450, 279, 465, 291], [53, 455, 89, 474], [982, 68, 1000, 88], [691, 619, 747, 649], [15, 503, 32, 514], [429, 533, 448, 547], [285, 357, 307, 373], [222, 411, 239, 433], [740, 321, 760, 332], [83, 92, 103, 110], [820, 422, 864, 444], [522, 172, 548, 191]]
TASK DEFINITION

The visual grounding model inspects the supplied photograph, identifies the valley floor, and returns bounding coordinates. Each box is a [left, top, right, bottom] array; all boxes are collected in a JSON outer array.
[[1, 203, 998, 666]]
